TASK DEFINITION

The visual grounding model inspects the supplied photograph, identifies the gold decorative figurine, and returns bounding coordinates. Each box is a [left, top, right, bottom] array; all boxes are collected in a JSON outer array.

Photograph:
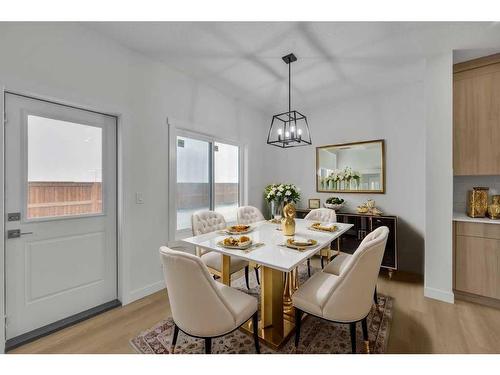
[[467, 187, 489, 218], [282, 202, 296, 236], [488, 195, 500, 220]]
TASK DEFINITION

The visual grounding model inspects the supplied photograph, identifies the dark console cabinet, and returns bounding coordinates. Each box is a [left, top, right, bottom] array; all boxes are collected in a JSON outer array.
[[296, 209, 398, 277]]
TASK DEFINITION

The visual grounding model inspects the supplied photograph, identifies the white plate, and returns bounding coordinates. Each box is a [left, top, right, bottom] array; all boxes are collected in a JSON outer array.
[[225, 225, 253, 235], [217, 240, 253, 250]]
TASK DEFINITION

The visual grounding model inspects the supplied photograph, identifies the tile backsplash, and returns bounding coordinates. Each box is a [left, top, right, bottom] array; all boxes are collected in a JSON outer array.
[[454, 175, 500, 212]]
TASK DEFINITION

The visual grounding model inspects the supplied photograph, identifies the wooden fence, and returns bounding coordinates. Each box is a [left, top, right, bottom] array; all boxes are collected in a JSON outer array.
[[27, 181, 102, 218]]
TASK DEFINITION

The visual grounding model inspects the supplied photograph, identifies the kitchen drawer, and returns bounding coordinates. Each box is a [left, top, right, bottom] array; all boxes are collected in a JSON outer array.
[[456, 221, 500, 240]]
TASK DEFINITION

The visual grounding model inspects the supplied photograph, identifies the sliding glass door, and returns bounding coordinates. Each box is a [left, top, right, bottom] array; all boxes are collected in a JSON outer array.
[[175, 131, 240, 237]]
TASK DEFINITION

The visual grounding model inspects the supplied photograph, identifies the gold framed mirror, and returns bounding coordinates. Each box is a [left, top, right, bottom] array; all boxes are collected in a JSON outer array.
[[316, 139, 385, 194]]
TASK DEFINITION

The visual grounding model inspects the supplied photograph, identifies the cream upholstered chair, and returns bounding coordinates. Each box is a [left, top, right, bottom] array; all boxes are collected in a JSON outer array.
[[192, 210, 255, 289], [304, 208, 338, 274], [324, 252, 378, 306], [236, 206, 265, 284], [293, 226, 389, 353], [159, 247, 259, 354], [237, 206, 265, 225]]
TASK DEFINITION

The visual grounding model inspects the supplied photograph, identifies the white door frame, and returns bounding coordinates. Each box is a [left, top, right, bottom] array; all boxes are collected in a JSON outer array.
[[0, 86, 124, 353]]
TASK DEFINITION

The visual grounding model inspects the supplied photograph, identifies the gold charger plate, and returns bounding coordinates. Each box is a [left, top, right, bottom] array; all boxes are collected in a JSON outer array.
[[225, 225, 253, 235], [308, 223, 338, 233], [285, 238, 318, 250], [217, 239, 253, 250]]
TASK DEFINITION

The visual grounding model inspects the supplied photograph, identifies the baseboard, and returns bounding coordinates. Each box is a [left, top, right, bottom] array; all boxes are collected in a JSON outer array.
[[126, 280, 165, 305], [454, 290, 500, 309], [424, 286, 455, 303]]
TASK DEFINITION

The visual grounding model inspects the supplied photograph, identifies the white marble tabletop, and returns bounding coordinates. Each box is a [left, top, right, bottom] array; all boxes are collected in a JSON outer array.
[[182, 219, 353, 272]]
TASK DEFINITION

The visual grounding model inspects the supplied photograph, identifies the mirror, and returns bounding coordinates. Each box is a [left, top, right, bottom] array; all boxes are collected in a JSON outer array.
[[316, 139, 385, 193]]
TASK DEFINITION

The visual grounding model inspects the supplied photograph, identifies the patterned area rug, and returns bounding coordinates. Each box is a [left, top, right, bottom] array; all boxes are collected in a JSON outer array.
[[130, 265, 393, 354]]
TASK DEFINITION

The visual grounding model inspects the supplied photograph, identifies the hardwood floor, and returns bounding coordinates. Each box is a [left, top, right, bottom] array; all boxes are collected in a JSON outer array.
[[9, 267, 500, 354]]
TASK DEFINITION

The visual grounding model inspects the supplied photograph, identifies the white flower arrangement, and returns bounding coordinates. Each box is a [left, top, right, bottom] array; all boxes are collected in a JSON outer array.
[[326, 167, 361, 183], [264, 183, 301, 204]]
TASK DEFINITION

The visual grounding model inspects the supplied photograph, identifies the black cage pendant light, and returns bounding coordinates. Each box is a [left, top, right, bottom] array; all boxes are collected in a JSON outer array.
[[267, 53, 312, 148]]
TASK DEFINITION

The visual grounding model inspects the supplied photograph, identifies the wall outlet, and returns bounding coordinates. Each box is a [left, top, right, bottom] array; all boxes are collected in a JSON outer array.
[[136, 192, 145, 204]]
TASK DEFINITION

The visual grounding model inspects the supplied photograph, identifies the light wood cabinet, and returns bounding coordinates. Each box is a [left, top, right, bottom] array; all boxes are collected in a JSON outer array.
[[453, 55, 500, 175], [454, 222, 500, 303]]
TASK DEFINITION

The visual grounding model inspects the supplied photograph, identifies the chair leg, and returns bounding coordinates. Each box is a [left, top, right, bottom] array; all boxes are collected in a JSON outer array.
[[172, 324, 179, 348], [349, 322, 357, 354], [205, 337, 212, 354], [307, 259, 311, 277], [295, 308, 303, 347], [254, 267, 260, 285], [373, 286, 378, 306], [361, 317, 370, 354], [320, 255, 325, 269], [252, 312, 260, 354], [244, 266, 250, 290]]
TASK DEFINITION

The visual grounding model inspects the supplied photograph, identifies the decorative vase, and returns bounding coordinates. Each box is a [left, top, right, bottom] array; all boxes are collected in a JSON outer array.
[[281, 203, 296, 236], [488, 195, 500, 219], [271, 201, 283, 219], [467, 187, 489, 218]]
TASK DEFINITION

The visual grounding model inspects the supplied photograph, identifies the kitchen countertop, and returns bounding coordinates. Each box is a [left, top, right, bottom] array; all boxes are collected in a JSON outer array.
[[453, 211, 500, 225]]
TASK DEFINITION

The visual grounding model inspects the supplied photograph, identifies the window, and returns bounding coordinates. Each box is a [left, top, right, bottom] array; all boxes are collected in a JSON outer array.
[[27, 115, 103, 219], [174, 131, 241, 236]]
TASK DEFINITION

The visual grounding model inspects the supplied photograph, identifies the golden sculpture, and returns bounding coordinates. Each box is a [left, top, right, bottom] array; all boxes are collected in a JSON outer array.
[[281, 202, 296, 236], [488, 195, 500, 220], [467, 187, 489, 218]]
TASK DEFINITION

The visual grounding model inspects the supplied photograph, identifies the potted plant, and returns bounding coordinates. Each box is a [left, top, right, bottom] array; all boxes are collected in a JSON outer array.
[[324, 196, 345, 211]]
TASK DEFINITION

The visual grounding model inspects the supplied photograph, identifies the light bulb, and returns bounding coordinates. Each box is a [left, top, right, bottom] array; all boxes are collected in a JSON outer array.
[[285, 131, 290, 138], [291, 125, 296, 133], [277, 128, 282, 135], [298, 129, 303, 135]]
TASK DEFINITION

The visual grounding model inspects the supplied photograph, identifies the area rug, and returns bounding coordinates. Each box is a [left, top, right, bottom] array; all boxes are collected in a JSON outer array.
[[130, 265, 393, 354]]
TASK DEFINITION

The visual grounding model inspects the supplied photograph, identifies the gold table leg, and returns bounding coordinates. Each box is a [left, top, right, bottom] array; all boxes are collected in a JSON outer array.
[[221, 254, 231, 286], [241, 265, 299, 349]]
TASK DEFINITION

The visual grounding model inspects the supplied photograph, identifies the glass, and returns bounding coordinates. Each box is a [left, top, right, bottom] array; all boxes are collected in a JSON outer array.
[[214, 142, 239, 223], [176, 136, 210, 230], [27, 115, 103, 219]]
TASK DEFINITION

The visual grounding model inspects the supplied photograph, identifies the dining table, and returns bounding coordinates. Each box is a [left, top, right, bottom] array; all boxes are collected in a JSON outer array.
[[182, 218, 354, 349]]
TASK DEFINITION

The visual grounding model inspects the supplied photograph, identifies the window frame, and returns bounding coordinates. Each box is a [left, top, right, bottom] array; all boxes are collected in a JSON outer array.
[[168, 125, 245, 241]]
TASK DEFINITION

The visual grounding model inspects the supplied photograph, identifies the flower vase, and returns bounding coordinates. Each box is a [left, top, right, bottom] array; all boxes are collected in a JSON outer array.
[[328, 180, 334, 190], [271, 201, 283, 219]]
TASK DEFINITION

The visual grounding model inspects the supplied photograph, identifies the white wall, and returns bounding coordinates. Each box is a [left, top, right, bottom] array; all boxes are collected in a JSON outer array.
[[0, 22, 267, 312], [423, 52, 454, 303], [262, 70, 426, 274]]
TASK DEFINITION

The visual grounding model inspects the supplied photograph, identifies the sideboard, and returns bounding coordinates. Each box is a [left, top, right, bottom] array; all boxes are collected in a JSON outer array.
[[296, 209, 398, 277]]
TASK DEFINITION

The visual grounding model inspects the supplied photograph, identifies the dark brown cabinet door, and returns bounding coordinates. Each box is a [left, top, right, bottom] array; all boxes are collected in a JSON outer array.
[[371, 216, 397, 270]]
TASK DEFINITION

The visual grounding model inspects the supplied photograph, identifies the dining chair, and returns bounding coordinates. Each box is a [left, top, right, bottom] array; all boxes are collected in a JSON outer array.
[[236, 206, 265, 285], [191, 210, 254, 289], [292, 226, 389, 353], [237, 205, 265, 225], [304, 208, 338, 275], [323, 252, 379, 307], [159, 247, 260, 354]]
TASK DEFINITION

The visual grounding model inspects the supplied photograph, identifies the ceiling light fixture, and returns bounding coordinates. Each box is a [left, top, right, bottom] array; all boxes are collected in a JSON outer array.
[[267, 53, 312, 148]]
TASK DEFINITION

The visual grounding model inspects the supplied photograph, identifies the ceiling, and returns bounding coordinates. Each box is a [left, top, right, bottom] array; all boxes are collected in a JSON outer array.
[[84, 22, 500, 113]]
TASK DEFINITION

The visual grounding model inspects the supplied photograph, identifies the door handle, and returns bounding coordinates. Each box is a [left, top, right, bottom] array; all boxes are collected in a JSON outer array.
[[7, 229, 34, 239]]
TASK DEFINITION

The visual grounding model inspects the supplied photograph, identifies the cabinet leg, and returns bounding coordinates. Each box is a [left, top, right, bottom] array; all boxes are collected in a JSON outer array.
[[388, 269, 393, 279]]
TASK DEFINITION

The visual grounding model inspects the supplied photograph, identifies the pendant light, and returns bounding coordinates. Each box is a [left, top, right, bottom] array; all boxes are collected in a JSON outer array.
[[267, 53, 312, 148]]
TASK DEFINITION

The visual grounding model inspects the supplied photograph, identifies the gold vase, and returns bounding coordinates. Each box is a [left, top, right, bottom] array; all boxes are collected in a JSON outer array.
[[467, 187, 489, 218], [281, 202, 296, 236], [488, 195, 500, 220]]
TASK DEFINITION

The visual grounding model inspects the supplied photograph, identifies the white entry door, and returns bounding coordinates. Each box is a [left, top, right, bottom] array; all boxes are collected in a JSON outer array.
[[5, 93, 117, 342]]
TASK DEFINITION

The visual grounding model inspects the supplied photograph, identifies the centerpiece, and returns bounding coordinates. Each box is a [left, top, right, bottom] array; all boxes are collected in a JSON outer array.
[[264, 183, 301, 219]]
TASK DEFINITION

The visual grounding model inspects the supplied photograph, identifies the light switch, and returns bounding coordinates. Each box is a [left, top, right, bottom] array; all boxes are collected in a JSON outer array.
[[136, 192, 144, 204]]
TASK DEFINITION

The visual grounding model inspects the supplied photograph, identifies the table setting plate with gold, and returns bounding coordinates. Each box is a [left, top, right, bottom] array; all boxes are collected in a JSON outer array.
[[217, 235, 253, 250], [308, 222, 338, 233], [284, 237, 318, 251], [223, 224, 254, 235]]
